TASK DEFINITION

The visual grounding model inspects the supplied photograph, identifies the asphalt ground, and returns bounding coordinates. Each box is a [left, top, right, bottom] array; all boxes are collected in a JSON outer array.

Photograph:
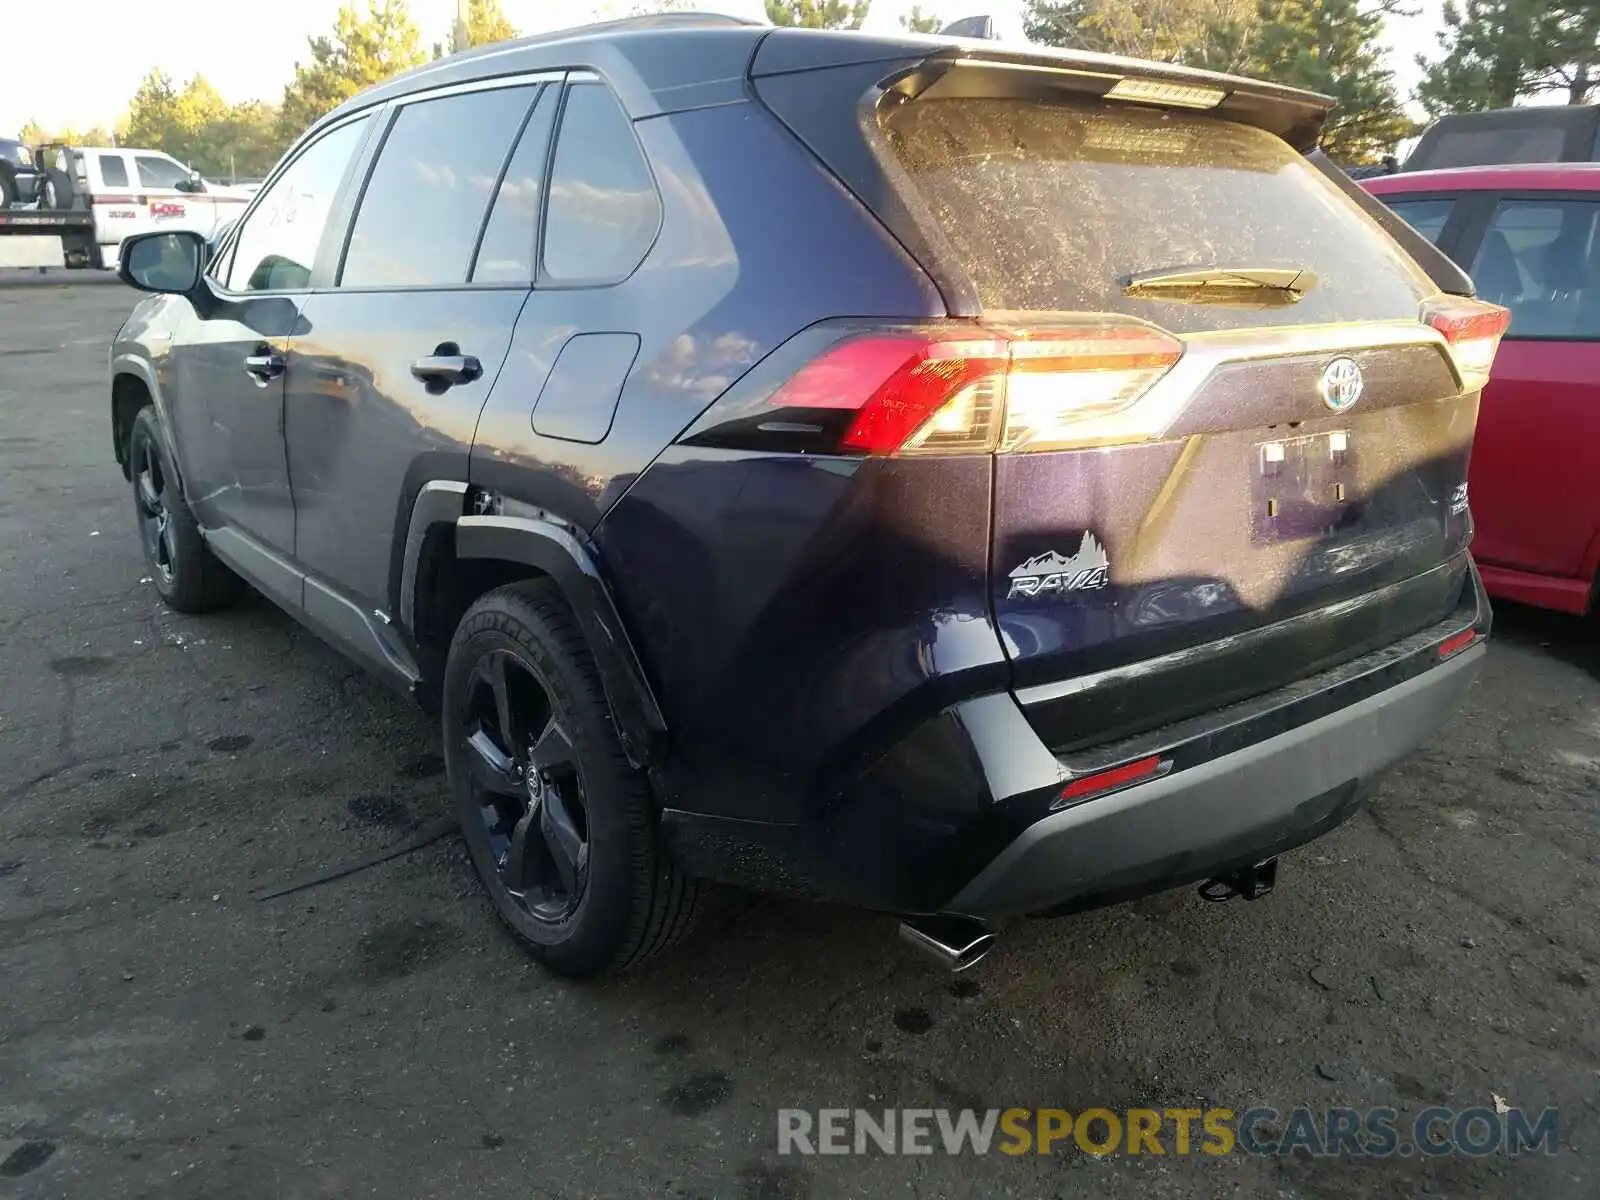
[[1, 279, 1597, 1199]]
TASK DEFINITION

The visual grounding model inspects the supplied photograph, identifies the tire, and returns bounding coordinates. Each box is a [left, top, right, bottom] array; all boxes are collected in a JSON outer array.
[[442, 581, 704, 978], [127, 407, 243, 614], [41, 167, 74, 210]]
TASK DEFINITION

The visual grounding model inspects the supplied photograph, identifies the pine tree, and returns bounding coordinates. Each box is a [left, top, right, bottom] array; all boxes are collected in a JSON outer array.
[[1022, 0, 1254, 69], [464, 0, 518, 48], [1415, 0, 1598, 115], [280, 0, 428, 137], [764, 0, 871, 29], [1237, 0, 1414, 163], [124, 70, 182, 152]]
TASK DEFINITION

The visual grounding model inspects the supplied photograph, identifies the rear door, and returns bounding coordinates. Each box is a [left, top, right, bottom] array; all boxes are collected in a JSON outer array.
[[283, 79, 550, 615], [1453, 194, 1600, 577], [879, 94, 1482, 713]]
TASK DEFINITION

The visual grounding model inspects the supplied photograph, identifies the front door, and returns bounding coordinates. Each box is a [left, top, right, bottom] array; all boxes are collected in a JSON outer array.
[[165, 115, 375, 556], [284, 81, 552, 615]]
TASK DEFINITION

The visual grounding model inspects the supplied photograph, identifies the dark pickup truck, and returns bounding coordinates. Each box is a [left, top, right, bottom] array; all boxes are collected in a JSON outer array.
[[0, 137, 43, 207], [1355, 104, 1600, 178]]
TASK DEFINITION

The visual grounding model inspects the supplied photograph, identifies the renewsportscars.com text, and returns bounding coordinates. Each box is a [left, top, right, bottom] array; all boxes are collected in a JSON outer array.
[[777, 1106, 1559, 1158]]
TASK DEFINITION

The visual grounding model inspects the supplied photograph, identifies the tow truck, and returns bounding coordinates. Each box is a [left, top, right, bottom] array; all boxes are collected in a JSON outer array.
[[0, 141, 101, 270], [1, 140, 250, 271]]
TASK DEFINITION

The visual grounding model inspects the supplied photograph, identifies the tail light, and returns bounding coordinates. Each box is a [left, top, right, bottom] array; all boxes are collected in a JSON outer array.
[[1422, 297, 1511, 391], [702, 319, 1183, 457]]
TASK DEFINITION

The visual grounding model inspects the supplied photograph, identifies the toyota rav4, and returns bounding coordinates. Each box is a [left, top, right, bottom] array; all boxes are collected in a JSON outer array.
[[109, 15, 1504, 977]]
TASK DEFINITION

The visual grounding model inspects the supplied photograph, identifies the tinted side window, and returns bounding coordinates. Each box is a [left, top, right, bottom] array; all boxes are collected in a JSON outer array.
[[136, 155, 190, 189], [98, 154, 129, 188], [1470, 199, 1600, 339], [341, 86, 537, 288], [543, 84, 660, 283], [472, 87, 557, 284], [226, 117, 370, 293], [1382, 198, 1454, 246]]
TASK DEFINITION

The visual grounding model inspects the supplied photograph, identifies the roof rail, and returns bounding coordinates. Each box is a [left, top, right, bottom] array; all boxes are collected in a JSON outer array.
[[498, 11, 766, 49]]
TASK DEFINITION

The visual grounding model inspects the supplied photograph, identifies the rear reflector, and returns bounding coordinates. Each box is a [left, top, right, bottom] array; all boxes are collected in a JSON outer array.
[[756, 320, 1183, 457], [1053, 754, 1169, 809], [1422, 297, 1511, 391], [1437, 628, 1479, 660]]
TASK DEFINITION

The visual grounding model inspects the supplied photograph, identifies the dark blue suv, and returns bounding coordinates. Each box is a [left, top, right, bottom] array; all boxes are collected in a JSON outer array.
[[110, 14, 1504, 977]]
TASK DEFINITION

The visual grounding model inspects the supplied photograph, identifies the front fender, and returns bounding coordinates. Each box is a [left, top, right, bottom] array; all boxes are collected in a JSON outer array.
[[110, 352, 183, 489], [448, 507, 668, 768]]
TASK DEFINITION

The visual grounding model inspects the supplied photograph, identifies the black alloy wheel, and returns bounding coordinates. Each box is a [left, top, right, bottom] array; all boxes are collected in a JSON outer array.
[[132, 435, 177, 585], [443, 582, 706, 977], [460, 648, 590, 922]]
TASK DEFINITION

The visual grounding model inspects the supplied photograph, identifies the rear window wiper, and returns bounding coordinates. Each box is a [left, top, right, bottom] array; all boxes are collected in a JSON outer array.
[[1122, 266, 1316, 305]]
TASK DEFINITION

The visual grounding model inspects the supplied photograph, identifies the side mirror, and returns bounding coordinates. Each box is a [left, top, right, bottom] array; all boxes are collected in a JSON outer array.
[[176, 173, 204, 194], [120, 230, 206, 296]]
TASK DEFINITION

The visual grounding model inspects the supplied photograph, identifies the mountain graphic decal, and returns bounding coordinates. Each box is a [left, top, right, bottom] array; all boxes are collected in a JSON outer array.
[[1009, 533, 1109, 579], [1007, 533, 1112, 598]]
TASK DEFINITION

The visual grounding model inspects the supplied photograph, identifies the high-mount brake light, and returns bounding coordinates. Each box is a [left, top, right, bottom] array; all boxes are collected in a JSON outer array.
[[1104, 78, 1226, 110], [755, 322, 1185, 457], [1421, 297, 1511, 392]]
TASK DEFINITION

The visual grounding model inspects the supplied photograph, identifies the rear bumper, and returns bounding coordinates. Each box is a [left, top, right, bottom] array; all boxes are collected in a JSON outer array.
[[661, 563, 1490, 917], [949, 641, 1482, 916]]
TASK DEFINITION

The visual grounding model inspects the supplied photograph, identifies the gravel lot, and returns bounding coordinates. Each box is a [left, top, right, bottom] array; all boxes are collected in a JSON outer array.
[[1, 280, 1597, 1199]]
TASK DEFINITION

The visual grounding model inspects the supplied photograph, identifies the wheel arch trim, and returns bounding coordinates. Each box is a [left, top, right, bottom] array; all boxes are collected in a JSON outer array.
[[111, 354, 181, 486], [433, 508, 668, 768]]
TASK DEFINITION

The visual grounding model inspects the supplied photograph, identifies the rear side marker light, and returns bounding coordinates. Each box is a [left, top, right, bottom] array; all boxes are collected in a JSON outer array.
[[757, 321, 1184, 457], [1053, 754, 1171, 810], [1438, 629, 1479, 660], [1422, 297, 1511, 392], [1105, 78, 1226, 109]]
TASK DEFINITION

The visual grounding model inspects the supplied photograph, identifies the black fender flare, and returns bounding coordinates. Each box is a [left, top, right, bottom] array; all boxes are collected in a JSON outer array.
[[449, 508, 668, 769], [110, 354, 185, 490]]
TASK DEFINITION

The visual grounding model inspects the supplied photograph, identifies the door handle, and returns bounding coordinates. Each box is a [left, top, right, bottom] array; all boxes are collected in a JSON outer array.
[[243, 351, 284, 384], [411, 342, 482, 392]]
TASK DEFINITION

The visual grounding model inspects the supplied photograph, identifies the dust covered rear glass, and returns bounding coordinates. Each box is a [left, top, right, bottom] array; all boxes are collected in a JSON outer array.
[[882, 97, 1434, 334]]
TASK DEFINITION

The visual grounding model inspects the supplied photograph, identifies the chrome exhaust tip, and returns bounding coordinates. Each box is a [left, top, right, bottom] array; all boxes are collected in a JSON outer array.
[[899, 914, 997, 972]]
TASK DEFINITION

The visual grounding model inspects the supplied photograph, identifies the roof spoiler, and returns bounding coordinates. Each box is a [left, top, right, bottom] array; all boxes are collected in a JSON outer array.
[[939, 14, 997, 38], [883, 47, 1332, 151]]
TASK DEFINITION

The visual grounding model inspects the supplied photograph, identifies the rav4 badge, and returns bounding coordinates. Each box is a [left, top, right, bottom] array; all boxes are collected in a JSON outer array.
[[1008, 533, 1111, 599]]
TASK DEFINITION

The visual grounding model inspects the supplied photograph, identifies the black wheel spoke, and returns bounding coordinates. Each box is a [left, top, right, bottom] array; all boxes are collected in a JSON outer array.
[[488, 653, 518, 750], [137, 471, 161, 513], [539, 787, 584, 895], [528, 717, 575, 776], [501, 802, 539, 893], [464, 726, 524, 798], [157, 517, 176, 568]]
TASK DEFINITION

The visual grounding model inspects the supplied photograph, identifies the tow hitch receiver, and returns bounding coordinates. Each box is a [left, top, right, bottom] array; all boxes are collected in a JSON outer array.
[[1199, 857, 1279, 902]]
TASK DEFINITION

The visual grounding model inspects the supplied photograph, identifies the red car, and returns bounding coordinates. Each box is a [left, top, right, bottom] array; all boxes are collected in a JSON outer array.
[[1367, 164, 1600, 614]]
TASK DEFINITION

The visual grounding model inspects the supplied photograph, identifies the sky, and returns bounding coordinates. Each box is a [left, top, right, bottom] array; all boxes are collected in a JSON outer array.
[[2, 0, 1448, 135]]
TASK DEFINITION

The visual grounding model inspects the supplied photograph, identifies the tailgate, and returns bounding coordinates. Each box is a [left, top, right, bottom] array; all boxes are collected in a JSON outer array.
[[877, 90, 1493, 748]]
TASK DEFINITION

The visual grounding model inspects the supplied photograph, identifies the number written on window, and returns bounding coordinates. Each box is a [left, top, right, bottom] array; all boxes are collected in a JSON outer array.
[[225, 117, 370, 293]]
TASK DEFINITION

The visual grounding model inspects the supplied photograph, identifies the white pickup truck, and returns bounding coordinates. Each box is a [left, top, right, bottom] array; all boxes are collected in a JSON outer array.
[[0, 145, 254, 270]]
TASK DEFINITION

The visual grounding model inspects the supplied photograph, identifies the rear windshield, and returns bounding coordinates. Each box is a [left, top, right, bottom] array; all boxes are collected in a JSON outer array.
[[882, 97, 1433, 334]]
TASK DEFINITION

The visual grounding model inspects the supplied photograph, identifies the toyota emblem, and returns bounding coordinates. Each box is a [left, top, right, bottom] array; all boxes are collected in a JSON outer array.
[[1318, 357, 1364, 413]]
